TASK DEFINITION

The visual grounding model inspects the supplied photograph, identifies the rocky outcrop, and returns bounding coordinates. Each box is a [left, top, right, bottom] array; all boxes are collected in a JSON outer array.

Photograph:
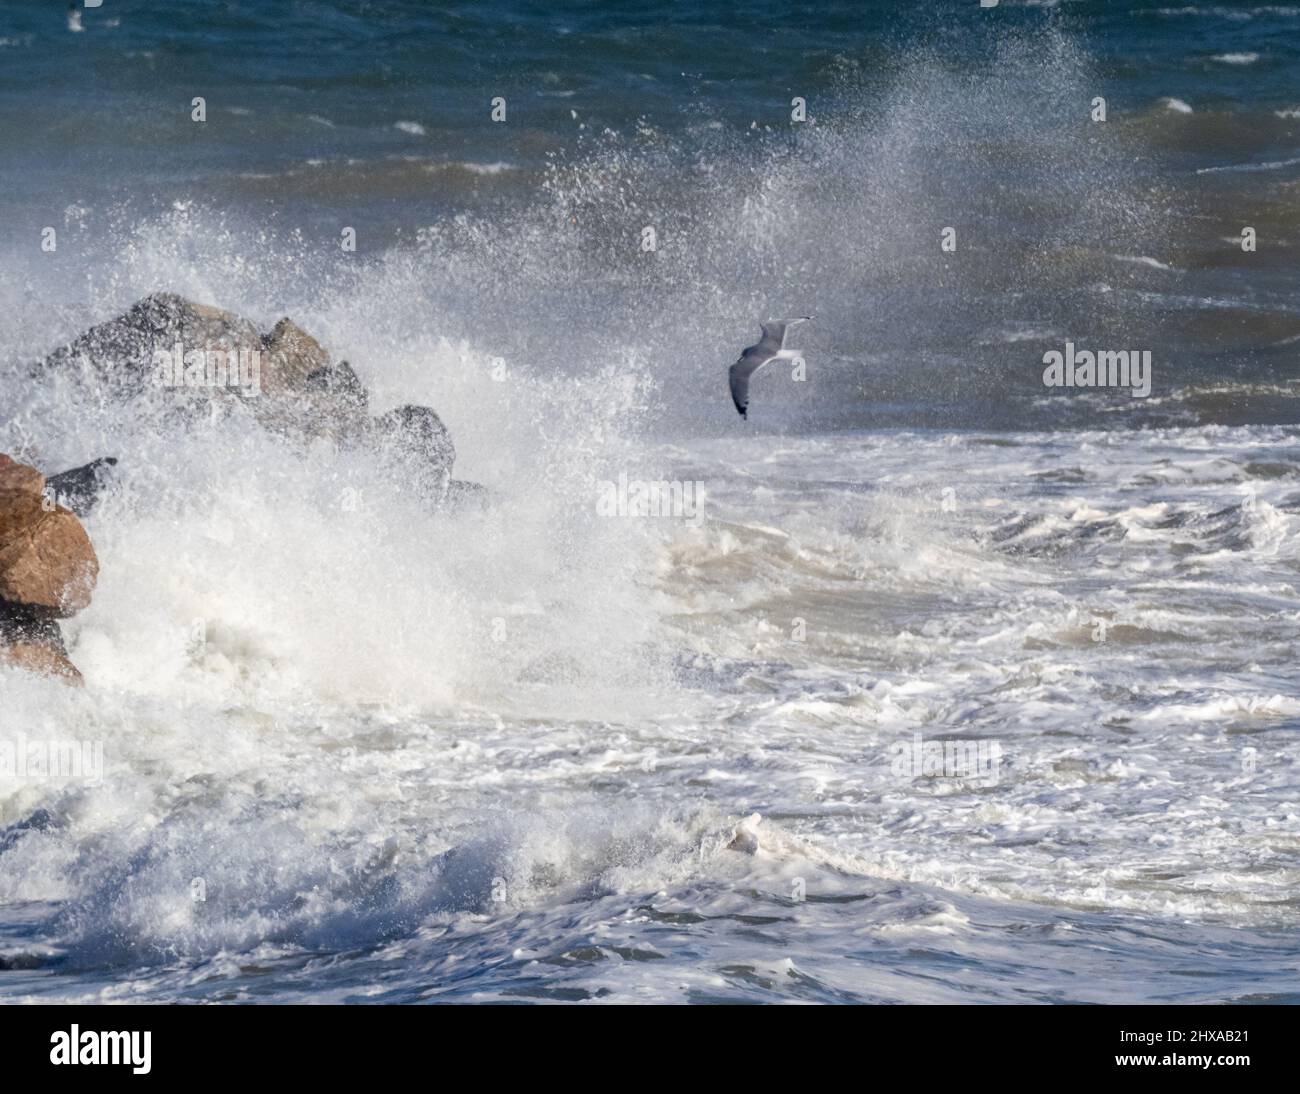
[[35, 295, 376, 440], [38, 293, 264, 406], [38, 295, 378, 444], [263, 318, 334, 393], [36, 294, 478, 506], [0, 454, 99, 684]]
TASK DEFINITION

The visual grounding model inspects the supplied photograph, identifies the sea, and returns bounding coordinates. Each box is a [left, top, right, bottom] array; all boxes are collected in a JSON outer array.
[[1, 0, 1298, 1003]]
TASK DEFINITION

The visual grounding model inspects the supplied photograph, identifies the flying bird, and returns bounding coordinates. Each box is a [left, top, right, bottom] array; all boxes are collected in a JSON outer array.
[[728, 317, 811, 419]]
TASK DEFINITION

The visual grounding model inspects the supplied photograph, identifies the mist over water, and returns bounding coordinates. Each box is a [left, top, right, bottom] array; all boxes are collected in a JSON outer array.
[[1, 1, 1298, 1003]]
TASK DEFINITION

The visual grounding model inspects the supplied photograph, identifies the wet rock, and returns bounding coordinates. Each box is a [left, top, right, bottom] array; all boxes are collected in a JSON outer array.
[[0, 453, 44, 496], [444, 479, 489, 512], [304, 359, 369, 414], [0, 636, 83, 684], [38, 292, 264, 405], [372, 405, 456, 501], [0, 456, 98, 615], [44, 456, 118, 518], [0, 599, 63, 645], [36, 296, 479, 512], [245, 320, 372, 442], [0, 594, 83, 686], [262, 317, 331, 396], [36, 296, 374, 443], [0, 454, 98, 684]]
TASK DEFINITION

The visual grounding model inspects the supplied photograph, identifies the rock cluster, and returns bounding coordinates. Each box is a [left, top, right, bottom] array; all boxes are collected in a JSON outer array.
[[35, 293, 469, 499], [3, 295, 486, 682]]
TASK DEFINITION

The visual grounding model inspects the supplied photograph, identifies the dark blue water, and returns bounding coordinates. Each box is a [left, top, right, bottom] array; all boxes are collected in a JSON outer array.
[[4, 1, 1299, 433], [4, 1, 1299, 210]]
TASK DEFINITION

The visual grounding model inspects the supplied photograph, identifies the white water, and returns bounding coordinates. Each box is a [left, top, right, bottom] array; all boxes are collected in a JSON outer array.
[[2, 32, 1298, 999], [2, 405, 1298, 1000]]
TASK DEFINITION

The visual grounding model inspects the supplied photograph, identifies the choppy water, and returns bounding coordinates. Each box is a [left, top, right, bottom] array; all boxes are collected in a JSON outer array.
[[1, 1, 1298, 1003]]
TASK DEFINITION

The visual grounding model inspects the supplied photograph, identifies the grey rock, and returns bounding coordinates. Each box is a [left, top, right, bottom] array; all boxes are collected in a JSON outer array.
[[37, 295, 375, 444], [444, 479, 490, 512], [44, 457, 118, 517], [372, 405, 456, 502], [38, 292, 264, 405]]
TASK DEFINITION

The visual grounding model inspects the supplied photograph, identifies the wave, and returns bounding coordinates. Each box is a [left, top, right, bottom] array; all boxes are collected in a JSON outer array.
[[3, 14, 1299, 1000]]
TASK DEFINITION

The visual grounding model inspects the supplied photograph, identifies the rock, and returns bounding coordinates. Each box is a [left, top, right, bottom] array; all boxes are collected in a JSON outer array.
[[36, 296, 375, 444], [298, 360, 371, 444], [36, 296, 477, 511], [38, 292, 264, 405], [0, 452, 99, 683], [304, 359, 369, 414], [444, 479, 490, 512], [0, 456, 99, 616], [0, 590, 83, 686], [262, 317, 331, 397], [255, 324, 371, 442], [0, 598, 63, 644], [0, 641, 83, 684], [44, 456, 118, 518], [0, 453, 44, 495], [372, 405, 456, 501], [0, 526, 96, 615]]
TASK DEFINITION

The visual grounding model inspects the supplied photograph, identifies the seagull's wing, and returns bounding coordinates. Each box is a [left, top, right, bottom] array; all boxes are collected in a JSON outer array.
[[755, 323, 786, 354], [759, 316, 812, 350], [729, 349, 779, 419]]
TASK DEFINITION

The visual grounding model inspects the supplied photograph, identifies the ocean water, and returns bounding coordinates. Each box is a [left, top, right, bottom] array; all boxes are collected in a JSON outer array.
[[1, 0, 1298, 1004]]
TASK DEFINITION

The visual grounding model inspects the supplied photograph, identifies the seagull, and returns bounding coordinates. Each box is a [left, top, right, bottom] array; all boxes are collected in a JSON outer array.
[[728, 317, 811, 419]]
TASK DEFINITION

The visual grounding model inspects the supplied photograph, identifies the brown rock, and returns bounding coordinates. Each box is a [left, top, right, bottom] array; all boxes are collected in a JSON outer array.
[[263, 317, 331, 396], [0, 458, 45, 529], [0, 641, 83, 685], [253, 323, 371, 442], [0, 510, 98, 615], [0, 453, 45, 496], [0, 455, 98, 616], [0, 598, 83, 685]]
